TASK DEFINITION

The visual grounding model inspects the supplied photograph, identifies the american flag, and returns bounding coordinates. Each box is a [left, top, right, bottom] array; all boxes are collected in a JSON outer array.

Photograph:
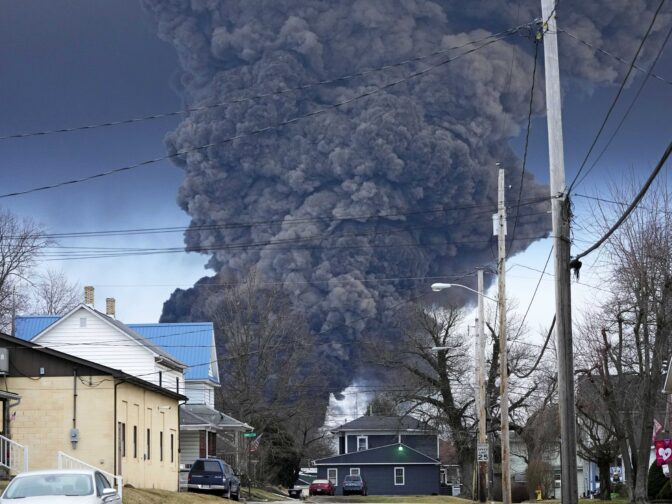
[[653, 418, 663, 443], [250, 434, 263, 452]]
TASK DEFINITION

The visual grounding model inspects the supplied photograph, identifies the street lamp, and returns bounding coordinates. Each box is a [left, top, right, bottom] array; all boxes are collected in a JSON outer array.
[[431, 283, 497, 302], [431, 275, 492, 503]]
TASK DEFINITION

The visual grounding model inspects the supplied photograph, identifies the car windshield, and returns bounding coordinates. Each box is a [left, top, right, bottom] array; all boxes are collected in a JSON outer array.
[[344, 476, 361, 482], [4, 473, 93, 498]]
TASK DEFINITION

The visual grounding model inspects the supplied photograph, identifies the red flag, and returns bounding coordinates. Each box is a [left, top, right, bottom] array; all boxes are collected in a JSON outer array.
[[655, 439, 672, 466]]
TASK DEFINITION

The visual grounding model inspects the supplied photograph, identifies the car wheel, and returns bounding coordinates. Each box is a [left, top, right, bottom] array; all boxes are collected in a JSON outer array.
[[232, 490, 240, 501]]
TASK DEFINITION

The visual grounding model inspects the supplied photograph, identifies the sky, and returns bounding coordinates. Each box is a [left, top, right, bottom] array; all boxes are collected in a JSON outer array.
[[1, 0, 671, 346]]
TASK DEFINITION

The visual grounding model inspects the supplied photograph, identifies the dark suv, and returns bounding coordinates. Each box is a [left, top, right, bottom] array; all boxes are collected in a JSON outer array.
[[342, 475, 367, 496], [187, 458, 241, 500]]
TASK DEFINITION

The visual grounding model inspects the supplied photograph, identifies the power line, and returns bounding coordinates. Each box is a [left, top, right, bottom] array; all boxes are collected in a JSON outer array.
[[567, 0, 668, 193], [508, 35, 541, 255], [557, 28, 672, 87], [513, 246, 553, 340], [37, 207, 550, 259], [0, 25, 530, 142], [40, 233, 550, 262], [574, 139, 672, 261], [22, 196, 550, 240], [0, 29, 520, 201], [572, 21, 672, 189]]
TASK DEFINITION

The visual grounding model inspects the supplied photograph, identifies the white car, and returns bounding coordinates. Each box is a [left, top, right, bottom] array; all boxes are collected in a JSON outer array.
[[0, 469, 121, 503]]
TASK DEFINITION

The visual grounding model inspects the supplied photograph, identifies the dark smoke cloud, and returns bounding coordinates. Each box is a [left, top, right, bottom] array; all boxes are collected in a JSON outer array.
[[146, 0, 669, 387]]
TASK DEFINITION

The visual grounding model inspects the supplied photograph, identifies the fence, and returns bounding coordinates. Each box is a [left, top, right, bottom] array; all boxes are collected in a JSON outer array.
[[0, 434, 28, 474], [56, 451, 123, 498]]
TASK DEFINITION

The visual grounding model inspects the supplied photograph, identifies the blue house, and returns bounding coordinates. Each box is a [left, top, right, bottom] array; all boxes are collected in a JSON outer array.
[[314, 416, 440, 495]]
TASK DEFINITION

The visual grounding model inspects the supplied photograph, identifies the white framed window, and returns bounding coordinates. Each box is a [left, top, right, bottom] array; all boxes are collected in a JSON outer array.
[[327, 468, 338, 486], [357, 436, 368, 452], [350, 468, 360, 476], [394, 467, 405, 486], [79, 317, 87, 328]]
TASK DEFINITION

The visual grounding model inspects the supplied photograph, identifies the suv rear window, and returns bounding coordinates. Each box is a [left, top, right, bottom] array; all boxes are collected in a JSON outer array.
[[344, 476, 361, 482], [191, 460, 222, 473]]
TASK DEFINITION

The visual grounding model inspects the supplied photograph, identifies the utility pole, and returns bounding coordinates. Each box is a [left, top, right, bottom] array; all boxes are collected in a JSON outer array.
[[541, 2, 578, 503], [496, 165, 511, 504], [476, 268, 489, 502]]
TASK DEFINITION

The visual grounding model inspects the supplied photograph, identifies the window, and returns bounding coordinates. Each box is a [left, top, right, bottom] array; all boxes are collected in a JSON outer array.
[[394, 467, 405, 486], [350, 468, 360, 476], [94, 472, 112, 497], [327, 468, 338, 487], [79, 317, 87, 328], [118, 422, 126, 458], [133, 426, 138, 458], [357, 436, 368, 452], [146, 428, 151, 460], [160, 431, 164, 462], [170, 433, 175, 463], [159, 371, 163, 388]]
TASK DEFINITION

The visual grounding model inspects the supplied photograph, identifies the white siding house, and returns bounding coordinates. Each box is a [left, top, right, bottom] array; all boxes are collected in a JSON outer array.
[[28, 304, 186, 393]]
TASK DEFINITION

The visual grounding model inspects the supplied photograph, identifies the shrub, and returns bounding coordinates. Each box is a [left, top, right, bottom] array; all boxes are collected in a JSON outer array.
[[512, 483, 529, 503], [648, 462, 672, 500]]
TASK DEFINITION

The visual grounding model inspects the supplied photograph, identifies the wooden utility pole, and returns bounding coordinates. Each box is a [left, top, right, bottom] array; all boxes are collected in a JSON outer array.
[[477, 268, 488, 502], [540, 2, 578, 503], [496, 165, 511, 504]]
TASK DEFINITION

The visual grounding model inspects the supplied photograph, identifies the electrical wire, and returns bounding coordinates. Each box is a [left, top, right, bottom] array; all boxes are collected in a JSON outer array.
[[508, 36, 541, 255], [37, 208, 550, 260], [0, 29, 520, 201], [16, 195, 550, 240], [574, 139, 672, 261], [567, 0, 668, 193], [558, 28, 672, 87], [0, 25, 532, 142], [572, 21, 672, 190], [513, 246, 553, 341]]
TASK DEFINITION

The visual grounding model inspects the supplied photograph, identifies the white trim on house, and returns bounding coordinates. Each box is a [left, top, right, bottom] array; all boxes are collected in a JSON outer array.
[[327, 468, 338, 486], [345, 434, 349, 454], [394, 467, 405, 486], [357, 436, 368, 452], [350, 468, 360, 476]]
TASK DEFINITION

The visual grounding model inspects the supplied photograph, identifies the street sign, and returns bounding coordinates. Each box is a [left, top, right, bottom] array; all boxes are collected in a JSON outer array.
[[477, 442, 489, 462], [244, 432, 257, 438]]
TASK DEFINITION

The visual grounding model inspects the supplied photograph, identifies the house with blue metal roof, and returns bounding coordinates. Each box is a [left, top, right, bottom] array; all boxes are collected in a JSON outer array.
[[14, 287, 251, 472]]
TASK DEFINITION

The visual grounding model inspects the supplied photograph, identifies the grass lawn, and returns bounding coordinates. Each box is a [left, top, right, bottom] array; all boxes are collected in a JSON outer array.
[[123, 486, 288, 503]]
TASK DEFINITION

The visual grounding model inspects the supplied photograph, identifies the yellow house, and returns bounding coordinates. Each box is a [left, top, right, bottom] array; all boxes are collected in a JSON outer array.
[[0, 332, 186, 491]]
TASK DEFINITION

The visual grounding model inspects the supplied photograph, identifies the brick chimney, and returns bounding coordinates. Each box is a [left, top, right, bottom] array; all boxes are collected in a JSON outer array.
[[106, 298, 116, 319], [84, 286, 94, 307]]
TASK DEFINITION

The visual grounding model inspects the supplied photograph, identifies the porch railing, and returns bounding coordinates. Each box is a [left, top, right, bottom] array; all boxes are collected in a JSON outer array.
[[56, 451, 123, 498], [0, 434, 28, 474]]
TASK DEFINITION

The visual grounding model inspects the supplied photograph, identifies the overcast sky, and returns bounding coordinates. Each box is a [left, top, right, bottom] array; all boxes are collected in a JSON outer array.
[[1, 0, 671, 333]]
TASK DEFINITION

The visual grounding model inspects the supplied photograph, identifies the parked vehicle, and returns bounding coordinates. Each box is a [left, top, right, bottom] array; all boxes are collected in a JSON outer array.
[[309, 479, 335, 496], [288, 485, 308, 499], [342, 475, 368, 496], [0, 469, 121, 503], [187, 458, 241, 500]]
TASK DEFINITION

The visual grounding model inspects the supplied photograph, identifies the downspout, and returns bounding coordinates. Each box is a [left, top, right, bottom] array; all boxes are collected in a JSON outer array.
[[177, 399, 186, 491], [72, 370, 78, 449], [114, 379, 121, 478]]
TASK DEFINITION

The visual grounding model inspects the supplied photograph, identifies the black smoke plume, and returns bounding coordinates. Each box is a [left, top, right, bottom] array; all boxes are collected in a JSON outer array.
[[147, 0, 670, 390]]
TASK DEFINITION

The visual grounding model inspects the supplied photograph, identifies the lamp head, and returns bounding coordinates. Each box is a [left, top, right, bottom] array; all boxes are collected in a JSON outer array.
[[431, 283, 452, 292]]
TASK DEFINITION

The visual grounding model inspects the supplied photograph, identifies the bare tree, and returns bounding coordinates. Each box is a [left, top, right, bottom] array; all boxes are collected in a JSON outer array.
[[206, 271, 329, 484], [0, 209, 48, 331], [371, 301, 542, 498], [31, 269, 80, 315], [575, 179, 672, 504]]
